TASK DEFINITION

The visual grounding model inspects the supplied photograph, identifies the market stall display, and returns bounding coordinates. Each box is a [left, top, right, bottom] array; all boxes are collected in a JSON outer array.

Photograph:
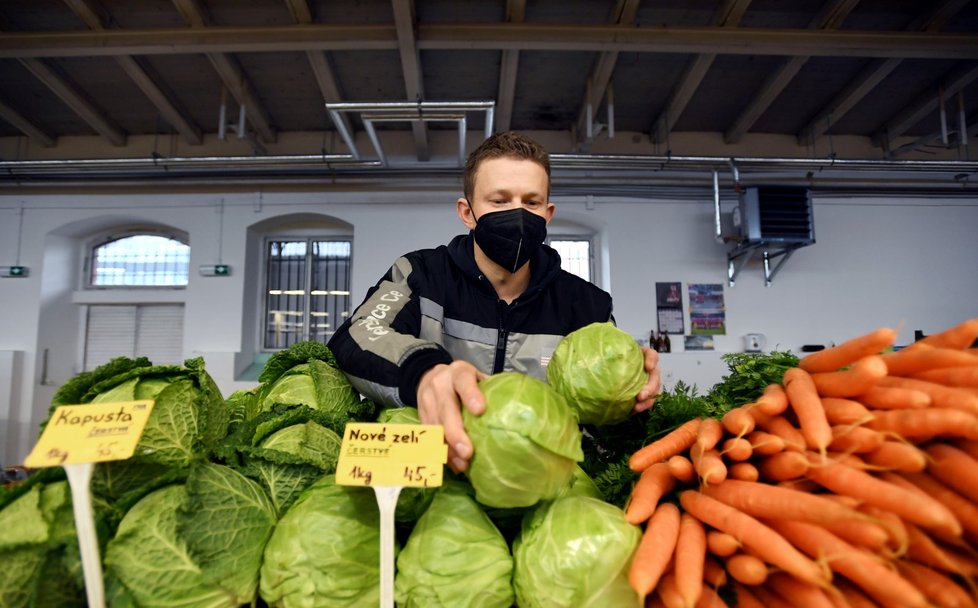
[[1, 318, 977, 607]]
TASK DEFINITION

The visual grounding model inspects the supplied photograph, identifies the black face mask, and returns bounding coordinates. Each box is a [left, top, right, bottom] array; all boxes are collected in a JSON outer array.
[[470, 206, 548, 273]]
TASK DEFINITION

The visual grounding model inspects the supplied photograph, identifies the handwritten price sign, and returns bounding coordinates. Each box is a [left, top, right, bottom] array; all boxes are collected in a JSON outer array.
[[24, 401, 155, 468], [336, 422, 447, 488]]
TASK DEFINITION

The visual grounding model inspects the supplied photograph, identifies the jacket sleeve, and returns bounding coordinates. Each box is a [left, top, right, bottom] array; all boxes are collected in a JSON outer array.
[[327, 255, 453, 407]]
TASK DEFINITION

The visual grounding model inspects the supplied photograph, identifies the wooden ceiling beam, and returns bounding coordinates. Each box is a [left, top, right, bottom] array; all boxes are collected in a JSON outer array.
[[392, 0, 429, 162], [0, 97, 55, 147], [652, 0, 753, 147], [171, 0, 277, 144], [573, 0, 641, 149], [798, 0, 972, 146], [63, 0, 202, 145], [19, 57, 126, 146], [284, 0, 353, 141], [494, 0, 525, 133], [2, 24, 976, 59], [724, 0, 860, 144]]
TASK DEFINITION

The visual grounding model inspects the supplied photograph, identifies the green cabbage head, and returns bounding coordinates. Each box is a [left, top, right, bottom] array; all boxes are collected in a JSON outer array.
[[395, 480, 514, 607], [547, 321, 647, 425], [513, 495, 642, 608], [463, 372, 584, 509]]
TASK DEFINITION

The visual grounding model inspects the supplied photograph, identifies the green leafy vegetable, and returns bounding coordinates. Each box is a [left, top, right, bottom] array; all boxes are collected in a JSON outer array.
[[395, 480, 514, 608], [513, 495, 641, 608], [463, 372, 584, 509], [260, 475, 384, 607], [547, 322, 647, 425]]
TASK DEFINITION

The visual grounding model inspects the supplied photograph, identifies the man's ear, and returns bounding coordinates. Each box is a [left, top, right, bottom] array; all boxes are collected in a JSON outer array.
[[457, 197, 476, 229], [544, 201, 556, 224]]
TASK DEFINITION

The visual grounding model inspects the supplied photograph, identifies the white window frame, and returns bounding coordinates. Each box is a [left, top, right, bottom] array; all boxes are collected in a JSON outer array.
[[547, 233, 595, 284], [84, 226, 190, 290]]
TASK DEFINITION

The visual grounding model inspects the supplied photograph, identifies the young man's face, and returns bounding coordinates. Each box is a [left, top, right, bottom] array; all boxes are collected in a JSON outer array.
[[458, 156, 554, 228]]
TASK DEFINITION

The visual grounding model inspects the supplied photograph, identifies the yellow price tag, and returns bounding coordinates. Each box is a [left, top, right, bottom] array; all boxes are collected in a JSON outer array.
[[24, 400, 155, 468], [336, 422, 447, 488]]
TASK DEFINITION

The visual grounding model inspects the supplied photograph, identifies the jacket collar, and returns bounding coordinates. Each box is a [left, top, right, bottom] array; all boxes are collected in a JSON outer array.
[[447, 233, 562, 299]]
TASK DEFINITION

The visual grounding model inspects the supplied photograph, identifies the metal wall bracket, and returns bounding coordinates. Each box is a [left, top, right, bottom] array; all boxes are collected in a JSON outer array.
[[727, 241, 805, 287]]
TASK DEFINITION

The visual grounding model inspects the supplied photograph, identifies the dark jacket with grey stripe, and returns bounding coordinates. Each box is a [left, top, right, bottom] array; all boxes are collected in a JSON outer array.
[[328, 233, 614, 407]]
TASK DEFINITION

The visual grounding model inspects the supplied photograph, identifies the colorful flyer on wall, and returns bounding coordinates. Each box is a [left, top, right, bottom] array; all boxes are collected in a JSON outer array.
[[688, 283, 726, 335]]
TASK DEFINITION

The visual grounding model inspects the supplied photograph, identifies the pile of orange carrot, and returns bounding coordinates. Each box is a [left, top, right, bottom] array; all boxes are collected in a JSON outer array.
[[624, 317, 978, 608]]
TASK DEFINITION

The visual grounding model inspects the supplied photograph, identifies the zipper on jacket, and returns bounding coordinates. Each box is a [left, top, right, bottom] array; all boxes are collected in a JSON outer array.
[[492, 300, 508, 374]]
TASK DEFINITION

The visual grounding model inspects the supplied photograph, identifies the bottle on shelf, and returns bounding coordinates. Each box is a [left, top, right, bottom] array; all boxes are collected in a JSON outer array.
[[662, 332, 672, 353], [649, 330, 659, 352]]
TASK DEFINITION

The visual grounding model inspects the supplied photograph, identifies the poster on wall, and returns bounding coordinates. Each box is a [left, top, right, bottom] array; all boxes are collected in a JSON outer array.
[[688, 283, 726, 335], [655, 282, 684, 334], [684, 335, 715, 351]]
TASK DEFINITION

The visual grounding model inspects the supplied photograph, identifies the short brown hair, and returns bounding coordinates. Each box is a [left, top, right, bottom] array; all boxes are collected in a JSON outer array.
[[463, 131, 551, 200]]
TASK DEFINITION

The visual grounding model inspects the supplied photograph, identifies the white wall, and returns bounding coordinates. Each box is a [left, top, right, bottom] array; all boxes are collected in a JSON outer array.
[[1, 186, 976, 465]]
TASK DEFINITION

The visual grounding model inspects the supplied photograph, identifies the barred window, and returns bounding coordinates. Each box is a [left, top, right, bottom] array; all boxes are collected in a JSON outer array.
[[264, 238, 352, 350], [90, 234, 190, 287], [548, 238, 592, 283]]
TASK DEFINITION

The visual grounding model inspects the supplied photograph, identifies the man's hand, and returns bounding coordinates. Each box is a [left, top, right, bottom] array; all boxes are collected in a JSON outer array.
[[633, 346, 662, 414], [416, 361, 488, 473]]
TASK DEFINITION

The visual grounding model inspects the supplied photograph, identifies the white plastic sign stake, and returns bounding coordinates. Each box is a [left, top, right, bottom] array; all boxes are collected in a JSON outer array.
[[23, 400, 155, 608], [336, 422, 448, 607]]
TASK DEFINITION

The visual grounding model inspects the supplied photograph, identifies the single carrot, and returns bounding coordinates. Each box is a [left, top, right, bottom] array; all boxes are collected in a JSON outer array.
[[719, 437, 752, 461], [705, 530, 740, 557], [925, 443, 978, 503], [880, 471, 965, 547], [783, 367, 833, 453], [724, 553, 768, 586], [810, 355, 888, 398], [628, 502, 681, 601], [852, 502, 908, 555], [673, 512, 706, 608], [900, 470, 978, 545], [764, 572, 835, 608], [720, 407, 755, 437], [745, 430, 785, 455], [912, 365, 978, 388], [916, 318, 978, 350], [865, 408, 978, 441], [695, 417, 724, 452], [749, 409, 806, 452], [629, 418, 702, 472], [856, 385, 931, 409], [727, 462, 759, 482], [678, 490, 829, 588], [861, 440, 927, 472], [819, 514, 891, 552], [895, 560, 978, 608], [691, 446, 727, 486], [769, 519, 928, 608], [828, 424, 885, 453], [820, 397, 872, 425], [625, 461, 676, 524], [666, 454, 696, 484], [757, 450, 809, 482], [804, 453, 962, 538], [702, 555, 727, 587], [755, 383, 789, 416], [798, 327, 897, 373], [878, 375, 978, 416], [699, 478, 868, 527], [881, 345, 978, 376], [951, 438, 978, 461]]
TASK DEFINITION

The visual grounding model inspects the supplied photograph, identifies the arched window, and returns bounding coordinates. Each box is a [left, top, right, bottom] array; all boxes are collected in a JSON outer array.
[[89, 234, 190, 287]]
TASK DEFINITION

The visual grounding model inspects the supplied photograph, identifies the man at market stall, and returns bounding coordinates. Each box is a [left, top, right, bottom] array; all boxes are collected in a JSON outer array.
[[328, 131, 661, 473]]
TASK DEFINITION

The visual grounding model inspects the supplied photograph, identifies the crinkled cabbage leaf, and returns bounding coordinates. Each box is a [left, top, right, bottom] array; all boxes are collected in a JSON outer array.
[[547, 322, 647, 425], [513, 495, 641, 608], [463, 372, 584, 509], [395, 480, 514, 608]]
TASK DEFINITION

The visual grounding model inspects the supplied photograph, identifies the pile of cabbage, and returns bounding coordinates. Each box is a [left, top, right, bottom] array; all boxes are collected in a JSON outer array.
[[1, 322, 647, 607]]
